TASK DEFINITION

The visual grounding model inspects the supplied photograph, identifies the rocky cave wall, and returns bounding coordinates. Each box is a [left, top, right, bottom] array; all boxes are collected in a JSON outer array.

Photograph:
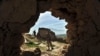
[[0, 0, 39, 56], [0, 0, 100, 56]]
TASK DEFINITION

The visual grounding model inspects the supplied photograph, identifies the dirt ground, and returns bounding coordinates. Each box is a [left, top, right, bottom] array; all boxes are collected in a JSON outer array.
[[21, 39, 70, 56]]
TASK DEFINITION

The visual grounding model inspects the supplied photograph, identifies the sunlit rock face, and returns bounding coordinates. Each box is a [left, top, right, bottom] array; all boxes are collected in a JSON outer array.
[[0, 0, 100, 56]]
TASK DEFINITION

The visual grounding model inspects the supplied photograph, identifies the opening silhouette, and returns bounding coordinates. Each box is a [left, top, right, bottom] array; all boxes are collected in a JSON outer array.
[[29, 11, 67, 35], [21, 11, 68, 56]]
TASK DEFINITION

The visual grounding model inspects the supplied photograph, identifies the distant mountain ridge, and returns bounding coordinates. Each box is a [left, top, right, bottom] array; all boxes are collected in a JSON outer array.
[[56, 34, 66, 38]]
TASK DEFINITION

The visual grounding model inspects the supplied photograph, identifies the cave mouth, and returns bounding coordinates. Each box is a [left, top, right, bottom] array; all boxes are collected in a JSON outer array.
[[29, 11, 67, 35], [21, 11, 68, 54]]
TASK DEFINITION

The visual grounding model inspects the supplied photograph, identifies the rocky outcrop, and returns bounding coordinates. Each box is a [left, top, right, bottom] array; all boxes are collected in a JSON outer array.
[[0, 0, 100, 56], [37, 28, 57, 41]]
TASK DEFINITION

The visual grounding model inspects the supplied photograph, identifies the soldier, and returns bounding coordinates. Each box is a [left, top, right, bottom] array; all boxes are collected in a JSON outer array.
[[33, 30, 36, 37], [47, 32, 54, 51]]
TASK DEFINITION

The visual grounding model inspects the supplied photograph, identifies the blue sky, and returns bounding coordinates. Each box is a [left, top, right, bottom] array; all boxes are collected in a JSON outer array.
[[29, 11, 67, 35]]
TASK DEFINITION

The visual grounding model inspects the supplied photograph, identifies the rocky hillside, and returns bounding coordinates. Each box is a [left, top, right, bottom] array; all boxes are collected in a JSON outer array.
[[21, 34, 70, 56]]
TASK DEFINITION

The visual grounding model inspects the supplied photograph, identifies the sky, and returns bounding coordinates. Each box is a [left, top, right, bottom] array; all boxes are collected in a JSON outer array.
[[29, 11, 67, 35]]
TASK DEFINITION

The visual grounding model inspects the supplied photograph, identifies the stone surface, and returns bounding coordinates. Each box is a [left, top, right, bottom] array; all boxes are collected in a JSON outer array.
[[37, 28, 57, 41]]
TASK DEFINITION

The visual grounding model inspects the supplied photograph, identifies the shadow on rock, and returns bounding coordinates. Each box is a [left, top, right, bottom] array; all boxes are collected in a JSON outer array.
[[22, 48, 41, 56]]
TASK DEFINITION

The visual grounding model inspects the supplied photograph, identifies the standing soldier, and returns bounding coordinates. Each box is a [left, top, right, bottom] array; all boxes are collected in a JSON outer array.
[[33, 30, 36, 37], [47, 32, 54, 51]]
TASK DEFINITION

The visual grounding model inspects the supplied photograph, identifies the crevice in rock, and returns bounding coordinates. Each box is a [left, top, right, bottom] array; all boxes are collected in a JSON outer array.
[[57, 8, 77, 19], [91, 19, 100, 36], [59, 0, 72, 3], [57, 8, 70, 15]]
